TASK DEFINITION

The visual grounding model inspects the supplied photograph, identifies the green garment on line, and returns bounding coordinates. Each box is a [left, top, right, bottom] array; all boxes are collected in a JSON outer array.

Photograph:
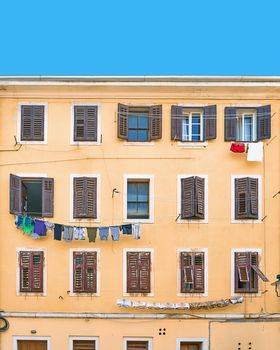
[[22, 217, 34, 235]]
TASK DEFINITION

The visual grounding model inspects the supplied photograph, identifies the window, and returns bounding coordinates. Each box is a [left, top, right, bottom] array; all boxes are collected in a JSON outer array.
[[180, 342, 202, 350], [176, 338, 207, 350], [73, 177, 97, 219], [19, 251, 44, 293], [180, 252, 205, 293], [70, 337, 99, 350], [15, 337, 51, 350], [171, 105, 216, 141], [10, 174, 54, 217], [73, 105, 98, 142], [225, 105, 271, 141], [118, 104, 162, 141], [19, 104, 46, 142], [72, 251, 98, 294], [234, 177, 259, 220], [124, 338, 152, 350], [126, 251, 151, 294], [234, 251, 268, 293]]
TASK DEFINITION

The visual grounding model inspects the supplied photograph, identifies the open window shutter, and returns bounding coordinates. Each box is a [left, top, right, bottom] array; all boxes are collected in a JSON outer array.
[[118, 103, 129, 139], [195, 177, 205, 219], [149, 105, 162, 140], [257, 105, 271, 140], [20, 251, 32, 292], [235, 252, 249, 292], [224, 107, 237, 141], [74, 177, 86, 218], [127, 252, 139, 293], [85, 106, 98, 141], [84, 252, 97, 293], [139, 252, 151, 293], [249, 178, 258, 219], [171, 105, 183, 141], [235, 178, 249, 219], [42, 178, 54, 217], [127, 341, 148, 350], [21, 105, 33, 140], [73, 252, 84, 292], [10, 174, 22, 215], [181, 177, 195, 219], [194, 252, 204, 292], [250, 252, 269, 282], [180, 252, 194, 293], [73, 340, 96, 350], [74, 106, 86, 141], [31, 251, 44, 292], [85, 177, 97, 218], [203, 105, 216, 140], [32, 105, 45, 141]]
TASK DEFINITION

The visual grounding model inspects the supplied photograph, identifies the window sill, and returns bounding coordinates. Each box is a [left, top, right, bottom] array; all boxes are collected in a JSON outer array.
[[231, 292, 261, 297], [123, 292, 154, 297], [176, 141, 208, 149], [17, 292, 46, 297], [123, 142, 155, 146], [177, 219, 208, 224], [19, 140, 47, 145], [69, 292, 100, 297], [231, 219, 261, 224], [71, 141, 101, 146], [124, 218, 154, 224], [70, 218, 100, 224], [177, 292, 208, 297]]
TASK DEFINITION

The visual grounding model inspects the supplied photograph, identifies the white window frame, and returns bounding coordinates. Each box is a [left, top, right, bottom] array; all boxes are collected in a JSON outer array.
[[123, 248, 154, 297], [70, 174, 101, 223], [13, 336, 51, 350], [123, 337, 153, 350], [177, 248, 208, 297], [16, 248, 47, 296], [69, 336, 99, 350], [69, 248, 101, 297], [70, 103, 101, 145], [236, 109, 257, 142], [231, 248, 262, 297], [176, 338, 208, 350], [17, 102, 48, 145], [181, 109, 204, 142], [231, 175, 262, 224], [177, 174, 208, 224], [123, 174, 154, 223]]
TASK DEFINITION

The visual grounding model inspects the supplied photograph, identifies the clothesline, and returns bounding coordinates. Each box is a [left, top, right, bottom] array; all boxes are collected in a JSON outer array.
[[14, 215, 141, 242]]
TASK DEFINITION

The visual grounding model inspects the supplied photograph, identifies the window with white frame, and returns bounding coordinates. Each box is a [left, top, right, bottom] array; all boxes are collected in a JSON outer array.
[[176, 338, 207, 350], [124, 337, 152, 350], [70, 336, 99, 350], [182, 109, 203, 141], [236, 109, 257, 142]]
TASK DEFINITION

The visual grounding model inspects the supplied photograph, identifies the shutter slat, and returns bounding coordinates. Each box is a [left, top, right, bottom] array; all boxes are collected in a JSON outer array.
[[85, 178, 97, 218], [257, 105, 271, 140], [181, 177, 195, 219], [84, 252, 97, 293], [73, 252, 84, 292], [73, 340, 96, 350], [249, 178, 258, 219], [203, 105, 216, 140], [171, 105, 183, 141], [21, 106, 33, 140], [31, 252, 44, 292], [42, 178, 54, 217], [139, 252, 151, 292], [149, 105, 162, 140], [224, 107, 237, 141], [127, 341, 148, 350], [32, 106, 45, 140], [127, 252, 139, 293], [195, 177, 205, 219], [20, 251, 32, 292], [74, 106, 86, 140], [118, 103, 129, 139], [10, 174, 22, 215], [194, 252, 204, 292], [235, 178, 249, 219]]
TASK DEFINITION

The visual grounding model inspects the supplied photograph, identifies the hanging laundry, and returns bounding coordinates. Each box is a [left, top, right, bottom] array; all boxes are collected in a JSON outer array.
[[87, 227, 97, 242], [22, 217, 34, 235], [247, 142, 263, 162], [110, 226, 120, 241], [15, 215, 23, 229], [121, 224, 132, 235], [31, 232, 40, 240], [133, 224, 141, 240], [54, 224, 62, 241], [33, 219, 47, 236], [230, 143, 245, 153], [62, 226, 74, 243], [45, 221, 55, 231], [99, 227, 109, 240], [73, 227, 86, 240]]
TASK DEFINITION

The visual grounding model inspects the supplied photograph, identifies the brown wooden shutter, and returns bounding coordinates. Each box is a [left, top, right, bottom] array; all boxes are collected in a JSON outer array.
[[42, 177, 54, 217], [73, 252, 84, 292], [10, 174, 22, 214], [235, 252, 250, 292], [127, 341, 148, 350], [249, 178, 258, 219], [257, 105, 271, 140], [193, 252, 204, 292], [181, 252, 194, 293], [20, 251, 43, 293], [203, 105, 217, 140], [118, 103, 129, 139], [84, 252, 97, 293], [224, 107, 237, 141], [149, 105, 162, 140], [171, 105, 183, 141], [195, 176, 205, 219], [73, 340, 96, 350], [250, 252, 269, 282], [181, 177, 195, 219], [127, 252, 151, 293], [73, 177, 97, 218], [21, 105, 44, 141], [74, 106, 98, 141], [235, 178, 249, 219]]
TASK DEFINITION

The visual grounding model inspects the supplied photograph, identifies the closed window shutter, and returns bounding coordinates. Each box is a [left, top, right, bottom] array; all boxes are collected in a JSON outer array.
[[31, 251, 44, 292], [118, 103, 129, 139], [224, 107, 237, 141], [84, 252, 97, 293], [42, 178, 54, 217], [235, 178, 249, 219], [73, 177, 97, 218], [193, 252, 204, 292], [235, 252, 250, 292], [73, 340, 96, 350], [10, 174, 22, 215], [127, 341, 148, 350], [181, 252, 194, 293], [149, 105, 162, 140], [74, 177, 86, 218], [127, 252, 151, 293], [203, 105, 217, 140], [21, 105, 44, 141], [181, 177, 195, 219], [171, 105, 183, 141], [74, 106, 98, 141], [85, 177, 97, 218], [20, 251, 32, 292], [73, 252, 84, 292], [195, 177, 205, 219], [249, 178, 258, 219], [257, 105, 271, 140], [138, 252, 151, 293], [20, 251, 43, 293]]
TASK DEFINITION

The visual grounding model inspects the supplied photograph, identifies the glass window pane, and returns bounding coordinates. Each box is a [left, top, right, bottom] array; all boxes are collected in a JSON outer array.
[[244, 116, 253, 141], [138, 183, 149, 201], [138, 113, 149, 128], [138, 130, 149, 141], [236, 117, 242, 141], [127, 183, 138, 201], [182, 118, 189, 141], [128, 130, 138, 141], [127, 203, 138, 217], [138, 203, 149, 217], [128, 114, 138, 128]]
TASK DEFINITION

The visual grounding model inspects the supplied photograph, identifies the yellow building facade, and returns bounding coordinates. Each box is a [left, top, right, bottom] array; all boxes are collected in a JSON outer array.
[[0, 76, 279, 350]]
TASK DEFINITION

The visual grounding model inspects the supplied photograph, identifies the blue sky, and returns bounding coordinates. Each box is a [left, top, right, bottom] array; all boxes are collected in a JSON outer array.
[[0, 0, 279, 75]]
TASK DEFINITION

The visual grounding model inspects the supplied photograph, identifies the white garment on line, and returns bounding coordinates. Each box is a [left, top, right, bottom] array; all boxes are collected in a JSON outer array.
[[247, 142, 263, 162]]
